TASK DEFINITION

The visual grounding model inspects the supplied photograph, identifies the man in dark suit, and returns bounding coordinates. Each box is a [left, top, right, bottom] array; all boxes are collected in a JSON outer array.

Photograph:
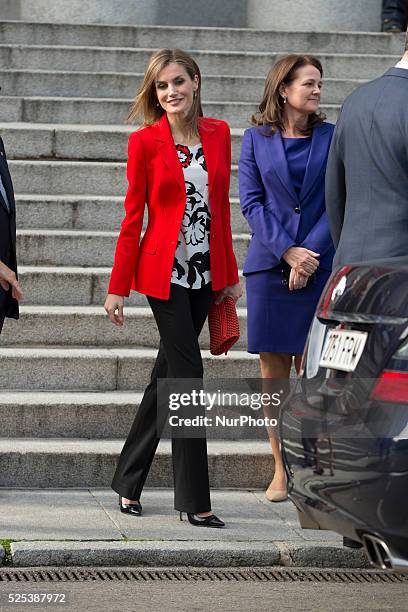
[[326, 30, 408, 267], [0, 136, 22, 334]]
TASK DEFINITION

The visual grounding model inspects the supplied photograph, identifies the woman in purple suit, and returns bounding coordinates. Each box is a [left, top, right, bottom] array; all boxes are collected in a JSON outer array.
[[238, 55, 335, 502]]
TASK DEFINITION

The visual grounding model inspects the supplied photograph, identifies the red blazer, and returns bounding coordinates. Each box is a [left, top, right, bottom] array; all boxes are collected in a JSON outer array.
[[108, 113, 239, 300]]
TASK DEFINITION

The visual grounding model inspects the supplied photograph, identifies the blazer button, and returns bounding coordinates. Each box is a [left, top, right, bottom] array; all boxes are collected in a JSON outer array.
[[294, 207, 301, 214]]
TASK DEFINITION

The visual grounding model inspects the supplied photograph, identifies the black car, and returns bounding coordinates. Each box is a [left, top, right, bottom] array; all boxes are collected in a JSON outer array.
[[280, 256, 408, 572]]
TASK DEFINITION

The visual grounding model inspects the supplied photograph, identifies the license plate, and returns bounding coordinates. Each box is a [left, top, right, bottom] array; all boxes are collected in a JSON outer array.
[[319, 329, 368, 372]]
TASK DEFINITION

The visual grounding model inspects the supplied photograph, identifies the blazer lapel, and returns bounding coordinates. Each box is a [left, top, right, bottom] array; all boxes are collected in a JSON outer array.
[[0, 151, 14, 214], [299, 123, 331, 202], [153, 113, 186, 197], [0, 191, 8, 214], [198, 118, 218, 208], [262, 129, 299, 204]]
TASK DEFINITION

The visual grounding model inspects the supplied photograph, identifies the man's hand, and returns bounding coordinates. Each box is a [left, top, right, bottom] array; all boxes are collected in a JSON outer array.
[[104, 294, 125, 326], [214, 282, 242, 304], [282, 246, 320, 276], [0, 261, 24, 301]]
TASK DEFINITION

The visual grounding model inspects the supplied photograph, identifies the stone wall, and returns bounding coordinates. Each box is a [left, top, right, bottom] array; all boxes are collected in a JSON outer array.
[[1, 0, 20, 20], [247, 0, 383, 32], [0, 0, 247, 28], [0, 0, 384, 31]]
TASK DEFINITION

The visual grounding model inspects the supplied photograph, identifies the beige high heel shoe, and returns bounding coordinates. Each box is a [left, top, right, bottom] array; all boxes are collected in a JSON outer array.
[[265, 481, 288, 502]]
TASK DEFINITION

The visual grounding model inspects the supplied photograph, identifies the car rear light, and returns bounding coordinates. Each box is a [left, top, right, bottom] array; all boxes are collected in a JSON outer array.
[[370, 372, 408, 403], [370, 337, 408, 403]]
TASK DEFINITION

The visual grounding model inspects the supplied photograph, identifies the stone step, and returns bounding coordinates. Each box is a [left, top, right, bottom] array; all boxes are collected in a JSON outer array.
[[0, 391, 272, 441], [18, 265, 115, 306], [0, 438, 272, 488], [8, 159, 135, 197], [0, 72, 366, 104], [0, 44, 398, 79], [15, 195, 125, 232], [0, 305, 248, 349], [0, 21, 403, 54], [0, 347, 259, 391], [0, 96, 266, 130], [4, 121, 344, 165], [15, 195, 250, 234], [0, 93, 342, 125], [9, 159, 241, 198], [16, 229, 120, 267], [17, 266, 248, 306], [0, 391, 143, 438], [16, 229, 250, 268]]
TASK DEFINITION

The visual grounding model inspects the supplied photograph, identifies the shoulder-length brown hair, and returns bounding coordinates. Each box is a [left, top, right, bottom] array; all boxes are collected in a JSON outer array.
[[251, 54, 326, 136], [127, 48, 203, 134]]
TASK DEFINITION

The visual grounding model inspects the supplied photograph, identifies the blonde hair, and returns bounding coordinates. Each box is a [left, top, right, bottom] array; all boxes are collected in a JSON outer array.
[[127, 48, 203, 134], [251, 54, 326, 136]]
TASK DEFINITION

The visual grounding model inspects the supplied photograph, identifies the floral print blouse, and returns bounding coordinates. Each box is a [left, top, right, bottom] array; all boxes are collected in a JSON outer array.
[[171, 143, 212, 289]]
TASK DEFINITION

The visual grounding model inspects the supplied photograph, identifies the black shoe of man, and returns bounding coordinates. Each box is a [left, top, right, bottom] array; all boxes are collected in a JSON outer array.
[[382, 19, 404, 33]]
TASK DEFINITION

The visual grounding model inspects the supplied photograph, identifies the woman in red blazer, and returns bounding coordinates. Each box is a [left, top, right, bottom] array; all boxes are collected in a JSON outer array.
[[105, 48, 241, 528]]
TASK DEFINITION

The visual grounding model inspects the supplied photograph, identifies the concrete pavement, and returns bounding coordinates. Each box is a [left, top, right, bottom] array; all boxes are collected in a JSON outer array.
[[0, 489, 369, 568]]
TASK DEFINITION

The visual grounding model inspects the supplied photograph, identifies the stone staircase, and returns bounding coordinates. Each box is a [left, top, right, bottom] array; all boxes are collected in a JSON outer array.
[[0, 20, 402, 489]]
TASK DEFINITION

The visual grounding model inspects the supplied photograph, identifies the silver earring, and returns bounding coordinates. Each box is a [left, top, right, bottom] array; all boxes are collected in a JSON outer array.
[[283, 96, 287, 104]]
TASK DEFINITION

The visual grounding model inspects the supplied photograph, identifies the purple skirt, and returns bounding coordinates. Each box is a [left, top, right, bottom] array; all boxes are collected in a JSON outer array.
[[245, 266, 331, 355]]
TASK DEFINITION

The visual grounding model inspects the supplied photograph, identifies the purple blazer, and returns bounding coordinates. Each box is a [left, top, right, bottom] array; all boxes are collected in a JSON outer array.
[[238, 122, 335, 274]]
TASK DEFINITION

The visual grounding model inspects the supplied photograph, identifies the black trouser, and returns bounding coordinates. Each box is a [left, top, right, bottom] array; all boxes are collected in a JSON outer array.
[[111, 282, 213, 513], [382, 0, 407, 26]]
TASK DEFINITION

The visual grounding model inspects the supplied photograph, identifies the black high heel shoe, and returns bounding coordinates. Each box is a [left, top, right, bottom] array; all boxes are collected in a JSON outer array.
[[179, 511, 225, 528], [119, 495, 142, 516]]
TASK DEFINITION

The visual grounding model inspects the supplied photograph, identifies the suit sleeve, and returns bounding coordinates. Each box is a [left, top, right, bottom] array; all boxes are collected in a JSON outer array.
[[108, 131, 147, 296], [325, 119, 346, 248], [238, 129, 295, 260], [221, 122, 239, 286], [300, 210, 333, 255]]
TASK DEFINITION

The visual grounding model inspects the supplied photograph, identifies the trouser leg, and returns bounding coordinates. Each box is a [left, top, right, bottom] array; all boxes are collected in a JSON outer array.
[[111, 341, 168, 499], [111, 283, 213, 512], [382, 0, 407, 26], [170, 285, 213, 513]]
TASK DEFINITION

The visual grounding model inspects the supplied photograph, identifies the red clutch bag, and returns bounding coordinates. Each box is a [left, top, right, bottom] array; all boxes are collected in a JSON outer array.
[[208, 296, 240, 356]]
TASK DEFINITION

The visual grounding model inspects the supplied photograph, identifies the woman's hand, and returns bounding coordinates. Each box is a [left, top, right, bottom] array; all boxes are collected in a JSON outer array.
[[214, 282, 243, 304], [104, 294, 125, 326], [288, 268, 308, 291], [0, 261, 24, 301], [282, 246, 320, 276]]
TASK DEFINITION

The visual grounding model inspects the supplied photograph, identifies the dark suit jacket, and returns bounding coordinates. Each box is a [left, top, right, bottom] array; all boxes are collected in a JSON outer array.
[[326, 67, 408, 267], [238, 122, 335, 274], [0, 136, 19, 321]]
